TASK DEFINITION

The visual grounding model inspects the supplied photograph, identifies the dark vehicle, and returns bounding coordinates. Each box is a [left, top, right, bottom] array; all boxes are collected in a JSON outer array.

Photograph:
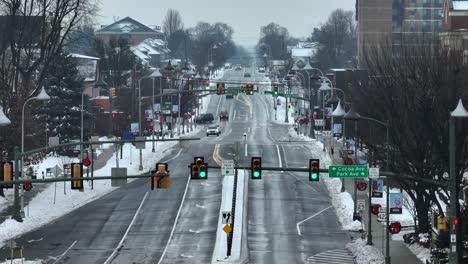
[[220, 111, 229, 121], [195, 113, 214, 124], [244, 73, 251, 78], [226, 93, 234, 99]]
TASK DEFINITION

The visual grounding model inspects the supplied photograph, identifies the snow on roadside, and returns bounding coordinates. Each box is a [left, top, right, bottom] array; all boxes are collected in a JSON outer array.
[[346, 239, 384, 264], [0, 127, 202, 247], [0, 259, 43, 264]]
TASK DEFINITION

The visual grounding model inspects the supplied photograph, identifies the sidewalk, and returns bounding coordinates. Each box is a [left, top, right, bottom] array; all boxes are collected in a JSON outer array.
[[328, 138, 423, 264], [0, 147, 115, 224]]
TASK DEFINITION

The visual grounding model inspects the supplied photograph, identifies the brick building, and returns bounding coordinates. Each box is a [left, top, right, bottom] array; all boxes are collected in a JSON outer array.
[[440, 0, 468, 60]]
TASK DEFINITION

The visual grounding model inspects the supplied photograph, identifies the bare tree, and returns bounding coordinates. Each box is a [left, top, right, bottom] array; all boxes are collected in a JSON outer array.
[[162, 8, 184, 38], [0, 0, 98, 160], [351, 36, 468, 234]]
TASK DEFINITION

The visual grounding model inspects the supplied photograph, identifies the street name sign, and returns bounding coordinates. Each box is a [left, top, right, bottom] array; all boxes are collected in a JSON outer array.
[[329, 165, 368, 178], [222, 160, 234, 176]]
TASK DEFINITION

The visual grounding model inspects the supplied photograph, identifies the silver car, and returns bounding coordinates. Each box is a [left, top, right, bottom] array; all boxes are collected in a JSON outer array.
[[206, 125, 221, 136]]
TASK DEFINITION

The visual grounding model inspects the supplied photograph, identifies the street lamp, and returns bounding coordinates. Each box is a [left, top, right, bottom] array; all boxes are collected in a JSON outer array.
[[345, 105, 390, 259], [449, 98, 468, 264], [19, 86, 50, 221], [318, 79, 332, 151], [332, 100, 347, 193], [149, 69, 162, 152]]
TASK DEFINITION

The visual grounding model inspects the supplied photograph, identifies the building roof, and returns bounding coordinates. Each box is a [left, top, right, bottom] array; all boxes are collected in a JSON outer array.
[[453, 1, 468, 10], [131, 38, 170, 65], [96, 17, 160, 34]]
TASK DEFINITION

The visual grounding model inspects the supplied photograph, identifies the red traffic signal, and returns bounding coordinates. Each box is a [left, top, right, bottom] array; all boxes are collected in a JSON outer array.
[[23, 182, 33, 191], [454, 218, 459, 226], [112, 113, 117, 118], [372, 204, 382, 215], [389, 222, 402, 234], [83, 158, 91, 167], [356, 182, 367, 191]]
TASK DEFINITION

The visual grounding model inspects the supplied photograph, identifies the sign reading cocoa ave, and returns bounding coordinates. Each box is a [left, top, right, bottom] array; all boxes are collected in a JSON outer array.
[[329, 165, 368, 178]]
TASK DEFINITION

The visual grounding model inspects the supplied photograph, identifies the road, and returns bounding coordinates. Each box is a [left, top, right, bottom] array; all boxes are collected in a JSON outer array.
[[0, 65, 352, 264]]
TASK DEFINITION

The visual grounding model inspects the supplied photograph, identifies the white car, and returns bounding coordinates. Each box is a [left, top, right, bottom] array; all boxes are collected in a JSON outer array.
[[206, 125, 221, 136]]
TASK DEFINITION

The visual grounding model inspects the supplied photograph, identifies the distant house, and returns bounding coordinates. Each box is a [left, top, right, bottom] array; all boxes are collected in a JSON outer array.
[[96, 17, 163, 46], [440, 0, 468, 63], [291, 42, 318, 64]]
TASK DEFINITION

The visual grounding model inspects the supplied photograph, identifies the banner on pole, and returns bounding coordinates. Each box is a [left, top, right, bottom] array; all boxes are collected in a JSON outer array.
[[390, 193, 403, 214], [371, 179, 383, 198]]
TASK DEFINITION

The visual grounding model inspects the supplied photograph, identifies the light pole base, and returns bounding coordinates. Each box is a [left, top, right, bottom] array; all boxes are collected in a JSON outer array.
[[152, 148, 155, 152], [385, 256, 391, 264], [138, 165, 143, 171]]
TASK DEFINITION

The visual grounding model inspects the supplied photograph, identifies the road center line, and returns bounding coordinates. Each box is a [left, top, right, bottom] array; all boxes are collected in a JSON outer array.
[[104, 192, 149, 264], [245, 144, 248, 157], [296, 206, 333, 236], [52, 240, 77, 264], [276, 145, 282, 169], [157, 173, 191, 264], [215, 93, 222, 117]]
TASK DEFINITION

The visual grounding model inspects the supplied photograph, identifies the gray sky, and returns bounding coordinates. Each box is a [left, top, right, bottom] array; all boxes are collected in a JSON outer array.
[[99, 0, 354, 46]]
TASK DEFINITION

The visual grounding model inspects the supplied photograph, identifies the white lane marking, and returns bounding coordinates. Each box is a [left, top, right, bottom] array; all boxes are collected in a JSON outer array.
[[296, 206, 333, 236], [281, 145, 288, 167], [157, 174, 191, 264], [276, 145, 282, 169], [103, 192, 149, 264], [216, 94, 222, 117], [245, 144, 248, 157], [233, 110, 237, 120], [52, 240, 77, 264], [161, 149, 183, 163]]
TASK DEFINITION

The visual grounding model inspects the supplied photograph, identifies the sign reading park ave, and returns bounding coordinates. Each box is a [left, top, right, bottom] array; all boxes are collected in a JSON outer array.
[[329, 165, 368, 178]]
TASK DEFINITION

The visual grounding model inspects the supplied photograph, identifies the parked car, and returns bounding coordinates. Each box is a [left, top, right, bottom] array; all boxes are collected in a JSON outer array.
[[220, 111, 229, 121], [195, 113, 214, 124], [226, 93, 234, 99], [235, 65, 242, 71], [244, 73, 251, 78], [206, 125, 221, 136]]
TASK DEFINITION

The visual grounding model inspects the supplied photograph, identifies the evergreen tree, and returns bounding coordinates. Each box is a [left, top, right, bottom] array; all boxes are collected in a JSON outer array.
[[38, 53, 92, 143]]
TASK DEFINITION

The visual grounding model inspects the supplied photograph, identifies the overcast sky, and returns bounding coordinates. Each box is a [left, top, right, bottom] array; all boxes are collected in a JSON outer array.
[[99, 0, 355, 46]]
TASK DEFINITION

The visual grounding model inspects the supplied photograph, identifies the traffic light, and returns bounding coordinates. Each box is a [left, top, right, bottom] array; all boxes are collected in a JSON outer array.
[[191, 157, 208, 180], [71, 163, 83, 190], [453, 217, 459, 226], [1, 162, 13, 189], [152, 163, 170, 189], [309, 159, 319, 181], [109, 87, 116, 97], [273, 85, 279, 97], [112, 113, 117, 118], [251, 157, 262, 179], [216, 83, 225, 95], [389, 222, 402, 234], [245, 84, 254, 95]]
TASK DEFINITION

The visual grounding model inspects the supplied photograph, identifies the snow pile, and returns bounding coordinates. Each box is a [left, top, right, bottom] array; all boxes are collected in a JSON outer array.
[[0, 129, 201, 246], [0, 259, 43, 264], [346, 239, 384, 264], [407, 243, 432, 263], [344, 220, 365, 231]]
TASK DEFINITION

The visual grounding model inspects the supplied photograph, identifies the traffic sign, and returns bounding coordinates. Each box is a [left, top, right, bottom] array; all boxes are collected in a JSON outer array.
[[378, 212, 387, 222], [323, 130, 333, 138], [222, 160, 234, 176], [329, 165, 368, 178], [134, 136, 146, 149], [83, 158, 91, 167], [222, 211, 232, 224], [314, 119, 324, 126], [379, 206, 386, 213], [223, 224, 232, 233], [356, 181, 367, 191], [51, 165, 63, 177], [369, 167, 380, 178], [357, 200, 365, 211]]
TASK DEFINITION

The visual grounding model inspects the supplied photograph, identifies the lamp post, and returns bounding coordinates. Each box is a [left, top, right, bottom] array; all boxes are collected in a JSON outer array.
[[149, 69, 162, 152], [318, 79, 332, 151], [21, 86, 50, 219], [165, 61, 175, 138], [332, 100, 347, 192], [345, 105, 391, 259], [448, 99, 468, 264]]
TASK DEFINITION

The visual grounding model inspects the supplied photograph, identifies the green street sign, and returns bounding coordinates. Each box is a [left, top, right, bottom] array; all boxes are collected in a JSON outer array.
[[329, 165, 368, 178], [284, 94, 298, 98], [226, 88, 240, 93]]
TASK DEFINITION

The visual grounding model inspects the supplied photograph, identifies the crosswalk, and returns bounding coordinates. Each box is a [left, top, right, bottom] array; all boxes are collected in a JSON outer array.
[[308, 249, 356, 264]]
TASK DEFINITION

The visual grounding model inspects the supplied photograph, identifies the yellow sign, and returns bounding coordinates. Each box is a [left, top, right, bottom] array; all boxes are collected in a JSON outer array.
[[274, 65, 279, 71], [223, 224, 232, 234], [437, 217, 447, 230]]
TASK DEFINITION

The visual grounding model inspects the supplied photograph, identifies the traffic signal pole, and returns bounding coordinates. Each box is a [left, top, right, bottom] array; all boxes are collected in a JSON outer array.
[[449, 118, 459, 264]]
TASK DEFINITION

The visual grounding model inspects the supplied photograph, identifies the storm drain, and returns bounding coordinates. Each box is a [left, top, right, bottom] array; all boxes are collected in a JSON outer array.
[[307, 249, 356, 264]]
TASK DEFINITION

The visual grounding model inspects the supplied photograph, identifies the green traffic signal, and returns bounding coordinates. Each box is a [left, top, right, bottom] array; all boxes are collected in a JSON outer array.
[[253, 171, 260, 177], [310, 173, 318, 180], [249, 90, 254, 95], [200, 171, 206, 178], [274, 91, 278, 95]]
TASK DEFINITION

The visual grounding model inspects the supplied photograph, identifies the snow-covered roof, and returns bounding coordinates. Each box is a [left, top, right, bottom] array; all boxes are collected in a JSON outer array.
[[68, 53, 100, 60], [453, 1, 468, 10], [292, 48, 316, 58], [96, 17, 161, 34]]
